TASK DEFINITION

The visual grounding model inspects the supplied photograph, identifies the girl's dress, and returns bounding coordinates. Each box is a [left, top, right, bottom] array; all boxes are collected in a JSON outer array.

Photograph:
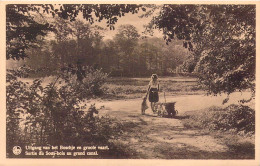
[[148, 80, 159, 102]]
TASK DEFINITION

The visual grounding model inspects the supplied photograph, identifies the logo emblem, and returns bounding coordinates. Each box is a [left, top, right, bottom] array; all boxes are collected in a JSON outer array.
[[13, 146, 22, 155]]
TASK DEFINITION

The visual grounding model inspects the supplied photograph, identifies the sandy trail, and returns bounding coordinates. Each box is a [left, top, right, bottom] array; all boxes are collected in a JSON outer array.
[[90, 92, 254, 159], [97, 92, 253, 114]]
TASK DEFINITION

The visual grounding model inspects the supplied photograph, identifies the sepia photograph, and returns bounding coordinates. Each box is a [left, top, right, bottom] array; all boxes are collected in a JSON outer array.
[[3, 2, 258, 162]]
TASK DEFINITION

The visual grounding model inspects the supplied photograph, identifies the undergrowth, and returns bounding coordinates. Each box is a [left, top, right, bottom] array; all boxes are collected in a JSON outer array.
[[183, 104, 255, 137]]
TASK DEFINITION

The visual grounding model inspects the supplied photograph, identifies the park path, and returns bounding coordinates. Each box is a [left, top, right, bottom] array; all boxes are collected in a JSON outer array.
[[92, 92, 253, 159]]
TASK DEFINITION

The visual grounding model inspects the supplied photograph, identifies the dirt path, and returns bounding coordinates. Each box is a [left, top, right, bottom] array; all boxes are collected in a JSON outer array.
[[93, 93, 254, 159]]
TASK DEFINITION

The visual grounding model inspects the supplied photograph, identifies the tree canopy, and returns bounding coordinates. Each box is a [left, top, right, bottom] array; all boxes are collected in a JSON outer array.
[[147, 5, 255, 95], [6, 4, 144, 60]]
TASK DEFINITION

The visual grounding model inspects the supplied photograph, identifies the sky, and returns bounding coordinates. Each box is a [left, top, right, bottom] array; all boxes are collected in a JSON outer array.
[[86, 6, 164, 40], [35, 5, 164, 41]]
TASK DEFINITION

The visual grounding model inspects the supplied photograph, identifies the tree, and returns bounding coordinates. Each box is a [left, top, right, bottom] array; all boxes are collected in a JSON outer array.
[[6, 4, 145, 60], [137, 42, 154, 74], [114, 24, 140, 76], [102, 39, 119, 75], [194, 5, 255, 96], [137, 37, 189, 75], [147, 5, 256, 96], [25, 40, 56, 77], [6, 4, 53, 60], [26, 20, 105, 79]]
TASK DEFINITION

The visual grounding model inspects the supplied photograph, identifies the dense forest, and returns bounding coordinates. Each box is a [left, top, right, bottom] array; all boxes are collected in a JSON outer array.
[[14, 20, 190, 77]]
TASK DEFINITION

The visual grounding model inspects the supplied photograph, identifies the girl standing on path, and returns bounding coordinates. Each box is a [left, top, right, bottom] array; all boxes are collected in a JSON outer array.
[[147, 74, 159, 113]]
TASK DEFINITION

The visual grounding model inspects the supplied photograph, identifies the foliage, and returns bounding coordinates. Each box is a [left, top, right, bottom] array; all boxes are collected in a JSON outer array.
[[23, 19, 105, 77], [61, 65, 109, 97], [147, 5, 256, 96], [104, 35, 189, 77], [6, 66, 115, 157], [183, 105, 255, 137], [7, 4, 191, 77], [6, 4, 54, 60], [6, 67, 30, 155], [6, 4, 144, 60], [179, 55, 197, 73], [23, 27, 188, 77], [7, 4, 256, 94], [114, 24, 140, 76]]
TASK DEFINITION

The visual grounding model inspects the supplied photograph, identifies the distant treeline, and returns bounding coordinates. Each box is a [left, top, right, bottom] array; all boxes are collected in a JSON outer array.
[[21, 19, 191, 77]]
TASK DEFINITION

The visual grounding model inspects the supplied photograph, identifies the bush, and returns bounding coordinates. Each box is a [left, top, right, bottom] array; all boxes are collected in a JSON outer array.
[[6, 66, 119, 158], [183, 104, 255, 136], [81, 67, 108, 96], [60, 66, 108, 98]]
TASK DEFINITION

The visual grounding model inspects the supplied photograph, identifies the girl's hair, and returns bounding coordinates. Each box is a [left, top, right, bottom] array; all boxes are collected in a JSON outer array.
[[151, 74, 158, 79]]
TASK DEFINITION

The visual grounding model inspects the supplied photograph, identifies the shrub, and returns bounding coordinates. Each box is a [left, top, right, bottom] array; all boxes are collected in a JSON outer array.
[[81, 67, 108, 96], [60, 66, 108, 98], [6, 66, 118, 158], [183, 104, 255, 136]]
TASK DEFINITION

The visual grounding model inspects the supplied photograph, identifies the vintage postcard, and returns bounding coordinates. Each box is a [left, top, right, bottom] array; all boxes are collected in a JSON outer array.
[[0, 1, 259, 165]]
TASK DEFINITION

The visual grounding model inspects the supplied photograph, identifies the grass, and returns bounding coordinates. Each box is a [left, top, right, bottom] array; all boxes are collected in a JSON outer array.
[[152, 139, 254, 159], [19, 76, 204, 100], [177, 105, 255, 159], [102, 76, 204, 99], [182, 105, 255, 137], [212, 132, 255, 159]]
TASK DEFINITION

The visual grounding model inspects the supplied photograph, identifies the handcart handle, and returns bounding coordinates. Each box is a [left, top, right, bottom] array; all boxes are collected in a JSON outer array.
[[164, 92, 166, 103]]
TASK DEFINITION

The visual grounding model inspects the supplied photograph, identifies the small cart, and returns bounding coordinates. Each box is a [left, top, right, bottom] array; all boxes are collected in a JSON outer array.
[[156, 92, 178, 118]]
